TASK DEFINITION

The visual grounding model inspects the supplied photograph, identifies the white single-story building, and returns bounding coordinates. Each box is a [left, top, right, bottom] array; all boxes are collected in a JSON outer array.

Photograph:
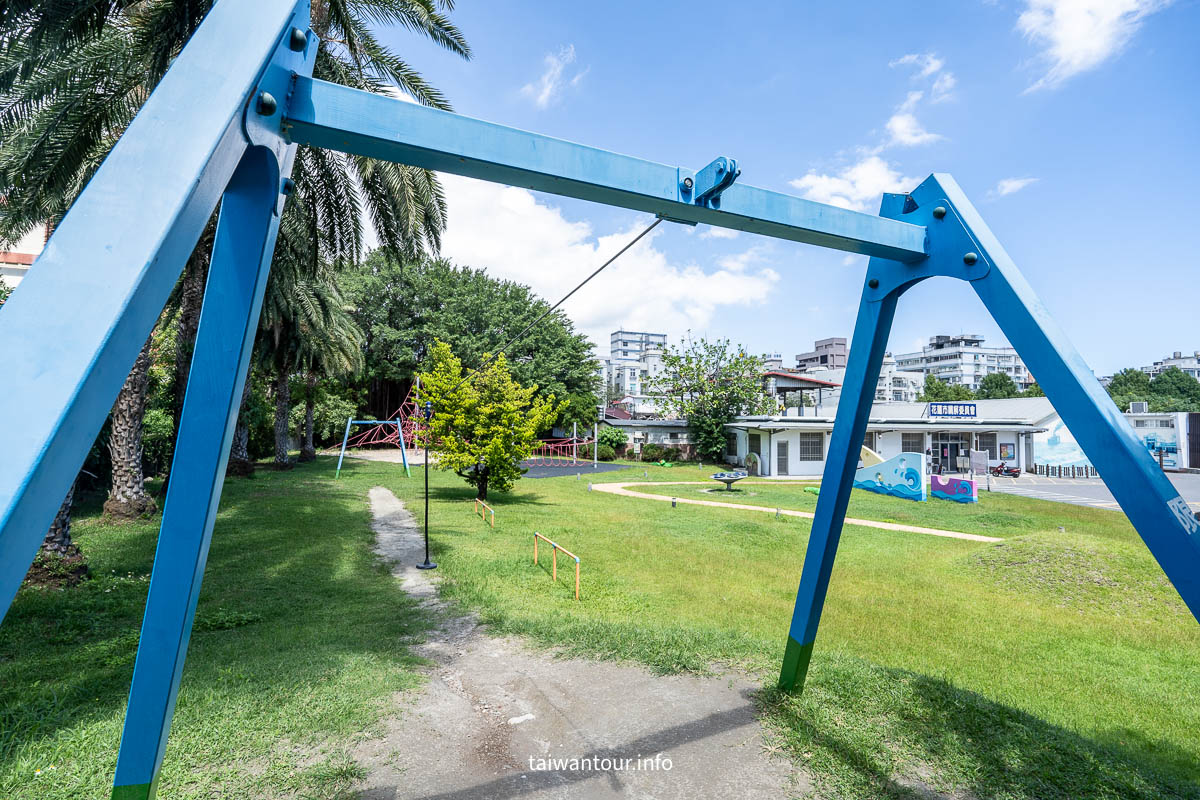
[[724, 398, 1052, 477]]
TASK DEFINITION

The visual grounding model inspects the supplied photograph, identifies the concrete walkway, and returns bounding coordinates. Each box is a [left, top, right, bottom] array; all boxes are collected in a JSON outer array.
[[356, 487, 807, 799], [593, 481, 1002, 543]]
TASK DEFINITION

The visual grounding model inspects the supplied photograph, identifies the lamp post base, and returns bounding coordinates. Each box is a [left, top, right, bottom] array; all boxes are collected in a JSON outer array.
[[416, 560, 437, 570]]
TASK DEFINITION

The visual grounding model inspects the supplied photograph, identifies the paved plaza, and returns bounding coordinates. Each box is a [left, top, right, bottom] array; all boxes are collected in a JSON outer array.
[[985, 471, 1200, 513]]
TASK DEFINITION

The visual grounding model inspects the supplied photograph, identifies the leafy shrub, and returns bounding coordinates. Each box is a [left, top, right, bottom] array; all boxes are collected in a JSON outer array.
[[641, 443, 665, 461], [597, 444, 616, 461], [597, 426, 628, 450], [141, 407, 175, 477], [661, 446, 680, 461]]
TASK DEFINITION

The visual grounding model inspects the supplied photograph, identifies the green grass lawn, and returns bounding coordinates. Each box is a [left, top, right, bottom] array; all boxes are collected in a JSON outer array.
[[2, 456, 1198, 799], [374, 459, 1199, 799], [0, 463, 434, 800]]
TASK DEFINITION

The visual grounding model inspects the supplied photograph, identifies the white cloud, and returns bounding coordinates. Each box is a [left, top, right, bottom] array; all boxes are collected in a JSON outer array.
[[789, 156, 918, 212], [699, 226, 739, 240], [931, 71, 957, 102], [993, 176, 1040, 196], [1017, 0, 1171, 91], [437, 175, 779, 347], [890, 53, 945, 78], [885, 92, 943, 147], [520, 45, 586, 108], [890, 51, 956, 106]]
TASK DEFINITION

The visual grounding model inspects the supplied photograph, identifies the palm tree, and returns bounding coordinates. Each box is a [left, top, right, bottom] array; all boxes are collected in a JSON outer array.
[[297, 300, 364, 461], [255, 244, 363, 467], [0, 1, 468, 541]]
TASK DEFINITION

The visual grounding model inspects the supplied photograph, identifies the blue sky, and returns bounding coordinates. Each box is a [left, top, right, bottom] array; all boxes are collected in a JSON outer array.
[[380, 0, 1199, 374]]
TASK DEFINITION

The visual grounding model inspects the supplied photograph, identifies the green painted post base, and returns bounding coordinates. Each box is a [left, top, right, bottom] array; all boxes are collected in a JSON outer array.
[[777, 635, 815, 692], [111, 782, 153, 800]]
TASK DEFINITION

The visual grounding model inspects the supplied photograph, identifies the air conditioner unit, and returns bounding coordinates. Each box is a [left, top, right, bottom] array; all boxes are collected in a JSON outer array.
[[1129, 401, 1149, 414]]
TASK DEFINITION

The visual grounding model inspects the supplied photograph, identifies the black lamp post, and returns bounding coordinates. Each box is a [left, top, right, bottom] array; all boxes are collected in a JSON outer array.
[[417, 400, 436, 570]]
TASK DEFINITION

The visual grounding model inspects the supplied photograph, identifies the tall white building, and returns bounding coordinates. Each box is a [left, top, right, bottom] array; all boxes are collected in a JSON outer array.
[[604, 329, 668, 415], [1139, 351, 1200, 380], [895, 334, 1032, 392], [801, 354, 924, 405]]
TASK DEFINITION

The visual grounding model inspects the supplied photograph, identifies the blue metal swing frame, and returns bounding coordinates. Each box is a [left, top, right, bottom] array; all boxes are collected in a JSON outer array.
[[0, 2, 1196, 796]]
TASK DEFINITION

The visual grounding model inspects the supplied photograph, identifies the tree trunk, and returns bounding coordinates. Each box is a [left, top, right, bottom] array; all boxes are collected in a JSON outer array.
[[226, 380, 255, 477], [273, 366, 292, 468], [299, 373, 317, 462], [44, 480, 76, 555], [104, 338, 157, 519], [476, 466, 489, 501], [173, 241, 211, 437]]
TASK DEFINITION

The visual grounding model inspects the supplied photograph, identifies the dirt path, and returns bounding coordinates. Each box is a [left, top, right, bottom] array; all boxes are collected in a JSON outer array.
[[593, 481, 1002, 543], [357, 487, 807, 799]]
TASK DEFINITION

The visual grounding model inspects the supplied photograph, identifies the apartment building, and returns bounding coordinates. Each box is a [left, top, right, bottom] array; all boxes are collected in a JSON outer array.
[[895, 334, 1032, 392], [794, 337, 847, 371], [1139, 351, 1200, 381]]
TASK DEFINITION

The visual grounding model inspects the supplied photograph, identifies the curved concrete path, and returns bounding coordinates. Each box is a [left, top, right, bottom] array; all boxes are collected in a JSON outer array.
[[356, 487, 807, 799], [593, 481, 1002, 543]]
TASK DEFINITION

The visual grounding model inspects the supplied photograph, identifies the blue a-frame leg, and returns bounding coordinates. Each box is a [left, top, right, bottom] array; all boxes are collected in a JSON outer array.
[[110, 145, 288, 800], [779, 175, 1200, 691], [0, 0, 1197, 794]]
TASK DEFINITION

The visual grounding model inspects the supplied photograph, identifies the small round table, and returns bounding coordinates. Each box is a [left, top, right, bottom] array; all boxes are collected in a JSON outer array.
[[711, 471, 748, 491]]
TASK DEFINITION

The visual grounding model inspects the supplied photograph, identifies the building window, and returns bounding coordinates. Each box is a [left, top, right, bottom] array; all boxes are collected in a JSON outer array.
[[725, 433, 737, 457], [1135, 420, 1147, 427], [777, 440, 789, 475], [1159, 419, 1174, 428], [797, 432, 824, 461], [749, 433, 761, 456], [901, 432, 924, 452], [862, 431, 876, 451], [977, 433, 998, 459]]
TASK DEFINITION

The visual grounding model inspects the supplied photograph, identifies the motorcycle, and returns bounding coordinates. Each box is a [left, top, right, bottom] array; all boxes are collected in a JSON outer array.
[[989, 463, 1021, 478]]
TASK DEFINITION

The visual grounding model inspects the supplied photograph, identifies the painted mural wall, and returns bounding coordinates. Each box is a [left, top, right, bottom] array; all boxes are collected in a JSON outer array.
[[1033, 410, 1190, 469], [853, 452, 926, 502]]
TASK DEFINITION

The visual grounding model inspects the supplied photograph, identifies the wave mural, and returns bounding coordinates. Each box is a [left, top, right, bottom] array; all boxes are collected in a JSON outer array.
[[931, 474, 978, 503], [853, 452, 926, 502]]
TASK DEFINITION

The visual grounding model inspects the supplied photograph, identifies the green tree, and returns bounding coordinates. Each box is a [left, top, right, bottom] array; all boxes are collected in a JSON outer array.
[[650, 338, 774, 461], [918, 374, 975, 402], [975, 372, 1021, 399], [1023, 382, 1045, 397], [1107, 368, 1152, 398], [417, 340, 557, 499], [597, 425, 628, 451], [256, 257, 363, 467], [343, 252, 598, 427], [1150, 366, 1200, 403], [0, 0, 468, 537]]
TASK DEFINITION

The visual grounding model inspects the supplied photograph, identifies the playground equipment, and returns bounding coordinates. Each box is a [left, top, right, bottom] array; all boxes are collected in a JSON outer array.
[[711, 471, 748, 491], [526, 436, 597, 466], [473, 498, 495, 528], [0, 2, 1197, 795], [525, 423, 600, 467], [334, 384, 422, 478], [334, 419, 410, 478], [533, 531, 580, 601]]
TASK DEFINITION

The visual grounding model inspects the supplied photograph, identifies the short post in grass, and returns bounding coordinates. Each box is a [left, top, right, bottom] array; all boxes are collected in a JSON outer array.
[[417, 401, 436, 570]]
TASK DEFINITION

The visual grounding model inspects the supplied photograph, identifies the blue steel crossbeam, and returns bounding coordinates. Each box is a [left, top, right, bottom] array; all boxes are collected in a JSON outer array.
[[282, 77, 928, 262], [0, 0, 1195, 797]]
